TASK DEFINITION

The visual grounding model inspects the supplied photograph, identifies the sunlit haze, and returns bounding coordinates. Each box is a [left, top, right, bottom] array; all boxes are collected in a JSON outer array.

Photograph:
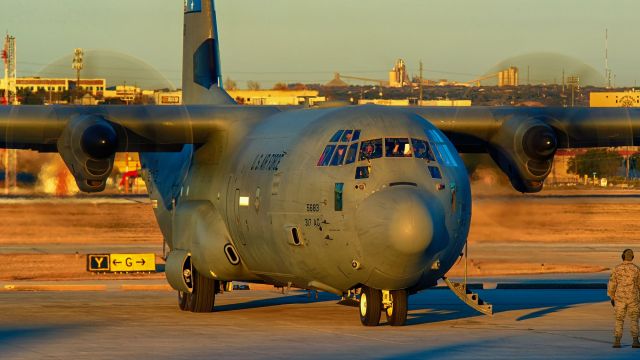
[[1, 0, 639, 87]]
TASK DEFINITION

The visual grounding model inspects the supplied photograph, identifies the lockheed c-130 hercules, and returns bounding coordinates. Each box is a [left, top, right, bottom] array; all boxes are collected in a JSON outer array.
[[2, 1, 640, 326]]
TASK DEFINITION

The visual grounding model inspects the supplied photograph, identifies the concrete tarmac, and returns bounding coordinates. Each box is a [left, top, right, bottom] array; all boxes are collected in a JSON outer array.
[[1, 287, 638, 359]]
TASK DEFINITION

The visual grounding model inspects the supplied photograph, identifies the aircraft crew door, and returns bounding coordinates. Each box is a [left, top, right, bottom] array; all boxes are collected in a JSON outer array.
[[226, 175, 247, 246]]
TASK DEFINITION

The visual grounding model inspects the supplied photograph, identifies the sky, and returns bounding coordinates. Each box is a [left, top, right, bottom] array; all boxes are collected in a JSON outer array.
[[1, 0, 639, 88]]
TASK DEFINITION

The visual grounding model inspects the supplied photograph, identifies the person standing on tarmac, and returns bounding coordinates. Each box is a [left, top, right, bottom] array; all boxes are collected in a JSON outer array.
[[608, 248, 640, 348]]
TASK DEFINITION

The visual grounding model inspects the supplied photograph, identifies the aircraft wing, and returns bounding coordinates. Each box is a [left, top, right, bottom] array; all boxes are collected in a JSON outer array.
[[410, 106, 640, 192], [0, 105, 280, 191], [0, 105, 280, 152]]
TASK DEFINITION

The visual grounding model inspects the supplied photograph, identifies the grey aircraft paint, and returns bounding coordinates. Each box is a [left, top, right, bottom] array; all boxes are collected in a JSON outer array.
[[2, 0, 640, 325]]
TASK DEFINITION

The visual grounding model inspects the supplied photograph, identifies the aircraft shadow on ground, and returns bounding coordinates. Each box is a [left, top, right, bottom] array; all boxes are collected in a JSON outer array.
[[214, 290, 341, 312], [217, 289, 608, 327], [406, 289, 608, 325], [0, 325, 84, 348]]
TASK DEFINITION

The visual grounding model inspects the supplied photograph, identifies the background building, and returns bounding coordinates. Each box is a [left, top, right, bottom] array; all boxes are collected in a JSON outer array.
[[228, 90, 325, 106], [590, 90, 640, 107]]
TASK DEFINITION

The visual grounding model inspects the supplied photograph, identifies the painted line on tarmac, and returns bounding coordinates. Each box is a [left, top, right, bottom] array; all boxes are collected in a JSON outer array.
[[2, 284, 107, 291], [120, 284, 173, 291]]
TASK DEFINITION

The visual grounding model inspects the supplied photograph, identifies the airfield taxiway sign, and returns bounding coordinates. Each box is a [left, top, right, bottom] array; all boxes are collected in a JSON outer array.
[[87, 253, 156, 272], [110, 254, 156, 272]]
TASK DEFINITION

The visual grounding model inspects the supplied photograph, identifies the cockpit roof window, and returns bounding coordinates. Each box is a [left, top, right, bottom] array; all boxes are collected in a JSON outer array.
[[411, 138, 436, 161], [385, 138, 412, 158], [359, 139, 383, 161], [345, 143, 359, 165], [317, 145, 336, 166], [351, 130, 361, 142], [330, 130, 344, 143], [330, 145, 348, 166]]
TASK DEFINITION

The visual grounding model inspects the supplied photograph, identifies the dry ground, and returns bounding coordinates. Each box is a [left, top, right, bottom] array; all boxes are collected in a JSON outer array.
[[0, 191, 638, 280]]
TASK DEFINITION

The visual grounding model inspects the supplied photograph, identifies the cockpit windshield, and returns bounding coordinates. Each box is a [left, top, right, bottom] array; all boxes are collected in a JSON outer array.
[[385, 138, 412, 158], [359, 139, 383, 161]]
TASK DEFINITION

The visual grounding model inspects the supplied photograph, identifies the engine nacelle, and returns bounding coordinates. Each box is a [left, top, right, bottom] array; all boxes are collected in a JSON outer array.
[[488, 117, 558, 193], [57, 115, 118, 192]]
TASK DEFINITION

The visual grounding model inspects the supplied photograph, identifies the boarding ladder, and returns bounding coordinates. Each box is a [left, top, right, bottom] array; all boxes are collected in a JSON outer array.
[[442, 243, 493, 316], [443, 277, 493, 316]]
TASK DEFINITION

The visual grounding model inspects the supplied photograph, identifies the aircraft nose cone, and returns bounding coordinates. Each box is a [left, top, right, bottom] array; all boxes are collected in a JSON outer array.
[[356, 186, 433, 257]]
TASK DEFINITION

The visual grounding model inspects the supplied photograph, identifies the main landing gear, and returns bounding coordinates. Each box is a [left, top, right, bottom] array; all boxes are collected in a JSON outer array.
[[359, 286, 408, 326], [178, 268, 219, 313]]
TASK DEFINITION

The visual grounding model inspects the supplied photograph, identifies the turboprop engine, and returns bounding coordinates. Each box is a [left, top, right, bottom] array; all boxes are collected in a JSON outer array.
[[487, 117, 558, 193], [56, 115, 118, 192]]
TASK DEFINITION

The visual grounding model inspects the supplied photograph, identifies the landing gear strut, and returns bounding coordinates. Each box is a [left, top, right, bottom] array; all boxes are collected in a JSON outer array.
[[359, 286, 409, 326], [178, 268, 218, 313]]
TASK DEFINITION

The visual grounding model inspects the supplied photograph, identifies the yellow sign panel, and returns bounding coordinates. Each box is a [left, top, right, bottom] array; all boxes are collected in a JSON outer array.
[[110, 253, 156, 272]]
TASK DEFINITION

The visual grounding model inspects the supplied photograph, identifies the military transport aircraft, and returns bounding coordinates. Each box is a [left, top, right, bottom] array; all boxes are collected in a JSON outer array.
[[1, 1, 639, 326]]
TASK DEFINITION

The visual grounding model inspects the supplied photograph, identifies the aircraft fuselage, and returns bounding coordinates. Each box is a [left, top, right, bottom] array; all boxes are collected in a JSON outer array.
[[145, 105, 471, 294]]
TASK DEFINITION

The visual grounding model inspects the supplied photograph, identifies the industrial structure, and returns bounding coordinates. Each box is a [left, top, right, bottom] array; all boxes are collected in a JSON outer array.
[[332, 59, 518, 88], [388, 59, 411, 88], [463, 67, 519, 87]]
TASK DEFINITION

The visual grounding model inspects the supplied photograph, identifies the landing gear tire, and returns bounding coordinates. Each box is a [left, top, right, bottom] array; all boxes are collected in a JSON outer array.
[[385, 289, 408, 326], [177, 268, 217, 313], [359, 286, 382, 326]]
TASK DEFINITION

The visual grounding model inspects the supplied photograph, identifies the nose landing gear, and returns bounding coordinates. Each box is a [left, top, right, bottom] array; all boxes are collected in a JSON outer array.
[[177, 268, 218, 313], [359, 286, 408, 326], [383, 289, 408, 326]]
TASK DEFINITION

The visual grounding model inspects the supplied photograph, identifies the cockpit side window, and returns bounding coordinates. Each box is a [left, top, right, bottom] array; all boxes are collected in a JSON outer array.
[[359, 139, 383, 161], [411, 138, 436, 161], [385, 138, 412, 158], [317, 145, 336, 166], [330, 145, 348, 166], [428, 165, 442, 179], [344, 143, 359, 165], [330, 130, 344, 143], [427, 129, 457, 167]]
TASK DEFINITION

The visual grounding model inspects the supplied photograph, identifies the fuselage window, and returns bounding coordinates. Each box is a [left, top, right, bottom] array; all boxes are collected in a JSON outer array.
[[344, 143, 359, 165], [359, 139, 383, 161], [428, 165, 442, 179], [351, 130, 361, 142], [340, 130, 354, 142], [355, 166, 371, 179], [411, 138, 436, 161], [330, 145, 348, 166], [385, 138, 412, 158], [330, 130, 344, 142], [317, 145, 336, 166]]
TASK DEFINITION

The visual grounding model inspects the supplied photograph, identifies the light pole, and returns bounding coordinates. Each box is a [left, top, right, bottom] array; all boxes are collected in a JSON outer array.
[[72, 48, 83, 104]]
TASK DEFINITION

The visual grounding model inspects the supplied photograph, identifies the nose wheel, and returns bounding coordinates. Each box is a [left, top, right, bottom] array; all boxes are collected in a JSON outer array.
[[359, 286, 382, 326], [359, 287, 408, 326], [384, 289, 408, 326], [177, 268, 218, 313]]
